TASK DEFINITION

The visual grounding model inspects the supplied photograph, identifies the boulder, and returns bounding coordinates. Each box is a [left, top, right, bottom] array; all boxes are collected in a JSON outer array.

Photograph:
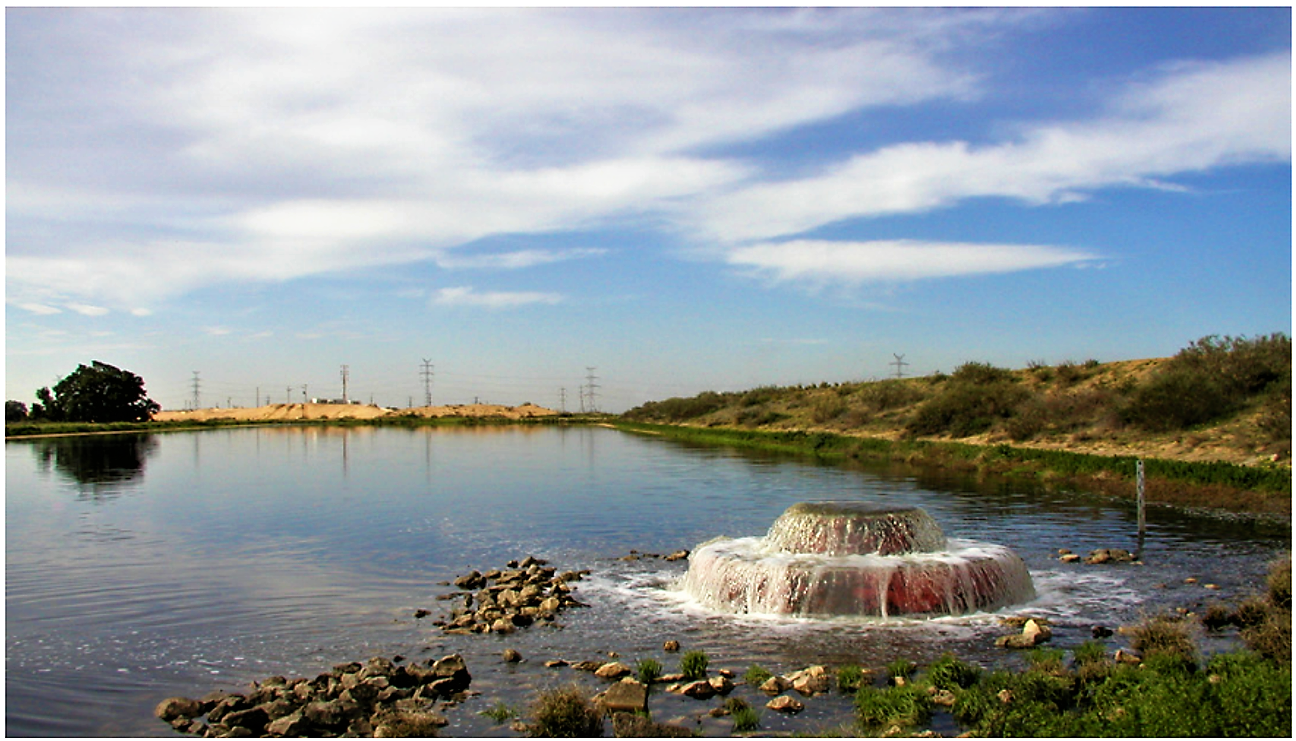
[[1060, 554, 1082, 563], [154, 697, 203, 721], [766, 695, 804, 713], [708, 675, 734, 695], [595, 661, 633, 680], [663, 640, 681, 652], [1022, 619, 1052, 644], [222, 707, 270, 734], [759, 675, 791, 694], [679, 680, 715, 699], [502, 648, 524, 663], [602, 679, 649, 713], [265, 710, 308, 736], [303, 700, 348, 730], [789, 666, 830, 696], [664, 550, 690, 562]]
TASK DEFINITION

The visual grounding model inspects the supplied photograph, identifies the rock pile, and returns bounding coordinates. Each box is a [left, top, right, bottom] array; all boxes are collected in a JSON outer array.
[[430, 556, 588, 634], [154, 654, 472, 738]]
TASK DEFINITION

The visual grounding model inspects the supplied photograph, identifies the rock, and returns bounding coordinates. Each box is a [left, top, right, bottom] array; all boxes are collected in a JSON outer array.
[[502, 648, 524, 663], [1060, 554, 1082, 563], [789, 665, 830, 696], [222, 707, 270, 734], [1058, 548, 1072, 555], [1092, 625, 1113, 638], [154, 697, 203, 721], [265, 710, 307, 736], [997, 689, 1013, 704], [766, 695, 804, 714], [490, 617, 516, 634], [611, 712, 695, 737], [930, 688, 957, 707], [679, 680, 715, 699], [657, 672, 686, 683], [572, 660, 605, 672], [595, 661, 632, 680], [303, 700, 348, 730], [602, 679, 649, 713], [663, 640, 681, 652], [759, 675, 792, 694], [544, 659, 569, 668], [1022, 619, 1052, 644], [1115, 648, 1143, 665], [707, 675, 734, 695], [664, 550, 690, 562]]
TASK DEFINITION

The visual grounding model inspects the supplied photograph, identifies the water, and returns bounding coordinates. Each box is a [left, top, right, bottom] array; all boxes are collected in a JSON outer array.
[[6, 425, 1289, 736]]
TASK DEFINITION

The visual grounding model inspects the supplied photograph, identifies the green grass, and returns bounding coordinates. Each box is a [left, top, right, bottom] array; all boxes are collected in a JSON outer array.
[[479, 700, 518, 724], [634, 658, 662, 685], [679, 650, 709, 680], [527, 683, 603, 737], [743, 664, 772, 687]]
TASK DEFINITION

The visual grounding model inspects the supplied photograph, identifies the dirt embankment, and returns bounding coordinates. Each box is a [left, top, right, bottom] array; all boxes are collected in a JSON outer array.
[[152, 403, 560, 423]]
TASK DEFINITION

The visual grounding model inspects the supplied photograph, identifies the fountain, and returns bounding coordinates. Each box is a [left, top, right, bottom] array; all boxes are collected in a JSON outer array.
[[679, 501, 1035, 618]]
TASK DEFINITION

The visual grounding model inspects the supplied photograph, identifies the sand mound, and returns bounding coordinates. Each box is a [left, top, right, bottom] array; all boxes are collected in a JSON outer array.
[[152, 402, 559, 423]]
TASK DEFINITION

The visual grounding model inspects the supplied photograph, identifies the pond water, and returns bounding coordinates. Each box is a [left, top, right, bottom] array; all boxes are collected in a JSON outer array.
[[6, 425, 1289, 736]]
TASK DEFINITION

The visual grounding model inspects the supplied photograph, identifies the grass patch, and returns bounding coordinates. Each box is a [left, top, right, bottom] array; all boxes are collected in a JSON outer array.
[[743, 664, 772, 687], [679, 650, 709, 680], [526, 683, 604, 738], [634, 658, 662, 685], [479, 700, 518, 724]]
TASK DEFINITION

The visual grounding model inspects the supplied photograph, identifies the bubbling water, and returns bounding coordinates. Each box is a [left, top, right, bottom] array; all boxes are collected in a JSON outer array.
[[680, 501, 1035, 618]]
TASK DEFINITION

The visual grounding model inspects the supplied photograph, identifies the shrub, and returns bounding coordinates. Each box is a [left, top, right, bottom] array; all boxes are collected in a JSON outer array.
[[743, 664, 772, 687], [836, 663, 867, 692], [1267, 554, 1291, 609], [854, 683, 931, 733], [1130, 614, 1198, 665], [810, 396, 846, 424], [1071, 640, 1108, 667], [528, 683, 604, 737], [906, 380, 1030, 438], [885, 658, 916, 680], [680, 650, 708, 680], [1121, 367, 1235, 431], [480, 701, 518, 723], [730, 701, 760, 733], [924, 652, 980, 691], [951, 361, 1015, 385], [635, 658, 662, 685], [856, 380, 926, 412]]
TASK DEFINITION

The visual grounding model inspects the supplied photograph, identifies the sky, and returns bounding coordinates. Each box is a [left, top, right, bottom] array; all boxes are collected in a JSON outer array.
[[5, 7, 1292, 413]]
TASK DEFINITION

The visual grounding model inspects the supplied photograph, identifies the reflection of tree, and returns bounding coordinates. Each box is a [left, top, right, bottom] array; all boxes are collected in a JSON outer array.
[[32, 435, 158, 499]]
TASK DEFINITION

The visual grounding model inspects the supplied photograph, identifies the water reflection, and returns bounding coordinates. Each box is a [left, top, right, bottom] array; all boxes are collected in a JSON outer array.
[[31, 434, 158, 499]]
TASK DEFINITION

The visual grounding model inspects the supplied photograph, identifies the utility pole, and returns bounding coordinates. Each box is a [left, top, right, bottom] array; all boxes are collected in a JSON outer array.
[[190, 371, 201, 410], [420, 359, 434, 407], [559, 387, 567, 413], [340, 365, 350, 403], [890, 354, 910, 380], [584, 367, 599, 413], [256, 386, 260, 409]]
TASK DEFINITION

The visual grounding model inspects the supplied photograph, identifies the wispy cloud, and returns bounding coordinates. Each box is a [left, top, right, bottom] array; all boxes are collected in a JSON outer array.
[[435, 248, 607, 270], [728, 240, 1098, 287], [432, 286, 563, 309], [691, 52, 1290, 243]]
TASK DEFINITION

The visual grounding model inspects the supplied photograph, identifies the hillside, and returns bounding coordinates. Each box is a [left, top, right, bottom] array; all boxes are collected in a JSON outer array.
[[624, 336, 1292, 469]]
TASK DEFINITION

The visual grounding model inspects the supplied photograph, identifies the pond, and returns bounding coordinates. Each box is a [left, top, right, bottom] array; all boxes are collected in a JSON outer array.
[[5, 425, 1289, 736]]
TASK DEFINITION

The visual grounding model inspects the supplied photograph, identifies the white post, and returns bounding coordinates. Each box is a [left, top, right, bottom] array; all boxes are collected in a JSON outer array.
[[1136, 459, 1146, 537]]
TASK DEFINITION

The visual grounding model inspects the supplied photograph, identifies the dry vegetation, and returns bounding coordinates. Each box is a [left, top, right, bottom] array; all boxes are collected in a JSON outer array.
[[624, 335, 1291, 469]]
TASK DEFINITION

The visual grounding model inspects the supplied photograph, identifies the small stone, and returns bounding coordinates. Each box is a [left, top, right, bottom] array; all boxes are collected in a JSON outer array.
[[1184, 577, 1199, 584], [1058, 548, 1072, 555], [502, 648, 523, 663], [663, 640, 681, 652], [1060, 554, 1082, 563], [930, 689, 957, 707], [759, 675, 791, 694], [595, 661, 632, 680], [679, 680, 715, 699], [1204, 583, 1220, 590], [1092, 625, 1113, 638], [1115, 648, 1143, 665], [997, 689, 1013, 704], [708, 675, 734, 695], [544, 659, 568, 668], [490, 618, 516, 634], [766, 695, 804, 714], [664, 550, 690, 562]]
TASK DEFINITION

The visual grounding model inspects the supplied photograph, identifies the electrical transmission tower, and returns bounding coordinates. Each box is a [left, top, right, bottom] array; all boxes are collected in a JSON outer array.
[[420, 359, 434, 407], [340, 365, 350, 403], [584, 367, 600, 413], [190, 371, 201, 410], [890, 353, 910, 379], [558, 387, 567, 413]]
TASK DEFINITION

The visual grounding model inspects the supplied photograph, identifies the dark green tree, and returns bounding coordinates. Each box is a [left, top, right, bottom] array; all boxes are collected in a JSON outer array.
[[5, 400, 29, 422], [36, 361, 161, 423]]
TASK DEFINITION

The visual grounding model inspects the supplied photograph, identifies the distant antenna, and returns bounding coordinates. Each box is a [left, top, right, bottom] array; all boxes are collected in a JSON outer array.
[[420, 359, 434, 406], [558, 387, 567, 413], [890, 354, 910, 379], [190, 371, 201, 410], [340, 365, 350, 403]]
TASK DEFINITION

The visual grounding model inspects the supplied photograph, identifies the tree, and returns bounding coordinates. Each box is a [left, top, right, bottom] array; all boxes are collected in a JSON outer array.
[[36, 361, 161, 423], [6, 400, 28, 422]]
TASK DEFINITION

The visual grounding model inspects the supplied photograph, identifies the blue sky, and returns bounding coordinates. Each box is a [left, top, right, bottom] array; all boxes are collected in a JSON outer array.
[[6, 7, 1291, 413]]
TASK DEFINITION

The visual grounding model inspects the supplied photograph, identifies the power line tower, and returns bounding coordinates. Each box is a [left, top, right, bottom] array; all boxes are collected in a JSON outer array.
[[584, 366, 600, 413], [340, 365, 350, 403], [190, 371, 201, 410], [558, 387, 567, 413], [420, 359, 434, 407], [890, 353, 910, 379]]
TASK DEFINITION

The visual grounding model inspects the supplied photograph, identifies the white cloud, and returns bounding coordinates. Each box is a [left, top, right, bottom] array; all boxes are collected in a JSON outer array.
[[432, 286, 563, 309], [727, 240, 1097, 287], [435, 248, 607, 270], [692, 52, 1290, 242], [67, 303, 109, 316], [15, 302, 62, 315]]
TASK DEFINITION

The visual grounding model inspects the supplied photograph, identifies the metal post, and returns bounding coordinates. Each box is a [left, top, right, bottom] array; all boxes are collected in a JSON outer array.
[[1136, 458, 1146, 537]]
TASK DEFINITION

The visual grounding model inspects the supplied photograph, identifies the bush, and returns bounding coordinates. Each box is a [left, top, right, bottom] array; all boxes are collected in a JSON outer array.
[[680, 650, 708, 680], [527, 683, 604, 737], [854, 683, 931, 733], [743, 664, 772, 687], [924, 653, 980, 691], [1267, 554, 1291, 609], [635, 658, 661, 685], [885, 658, 916, 680], [1130, 614, 1198, 665], [810, 396, 846, 424], [836, 664, 867, 692], [906, 380, 1030, 438], [951, 361, 1015, 385]]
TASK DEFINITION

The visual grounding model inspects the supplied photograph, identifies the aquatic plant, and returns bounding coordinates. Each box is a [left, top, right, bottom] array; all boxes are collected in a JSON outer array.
[[835, 663, 867, 692], [527, 683, 603, 738], [924, 652, 980, 691], [479, 700, 517, 724], [679, 650, 709, 680], [743, 664, 772, 687], [854, 683, 931, 733], [634, 658, 662, 685], [1130, 614, 1198, 665]]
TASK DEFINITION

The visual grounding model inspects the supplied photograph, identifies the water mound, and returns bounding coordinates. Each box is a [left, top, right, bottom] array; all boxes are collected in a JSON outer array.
[[680, 501, 1035, 618]]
